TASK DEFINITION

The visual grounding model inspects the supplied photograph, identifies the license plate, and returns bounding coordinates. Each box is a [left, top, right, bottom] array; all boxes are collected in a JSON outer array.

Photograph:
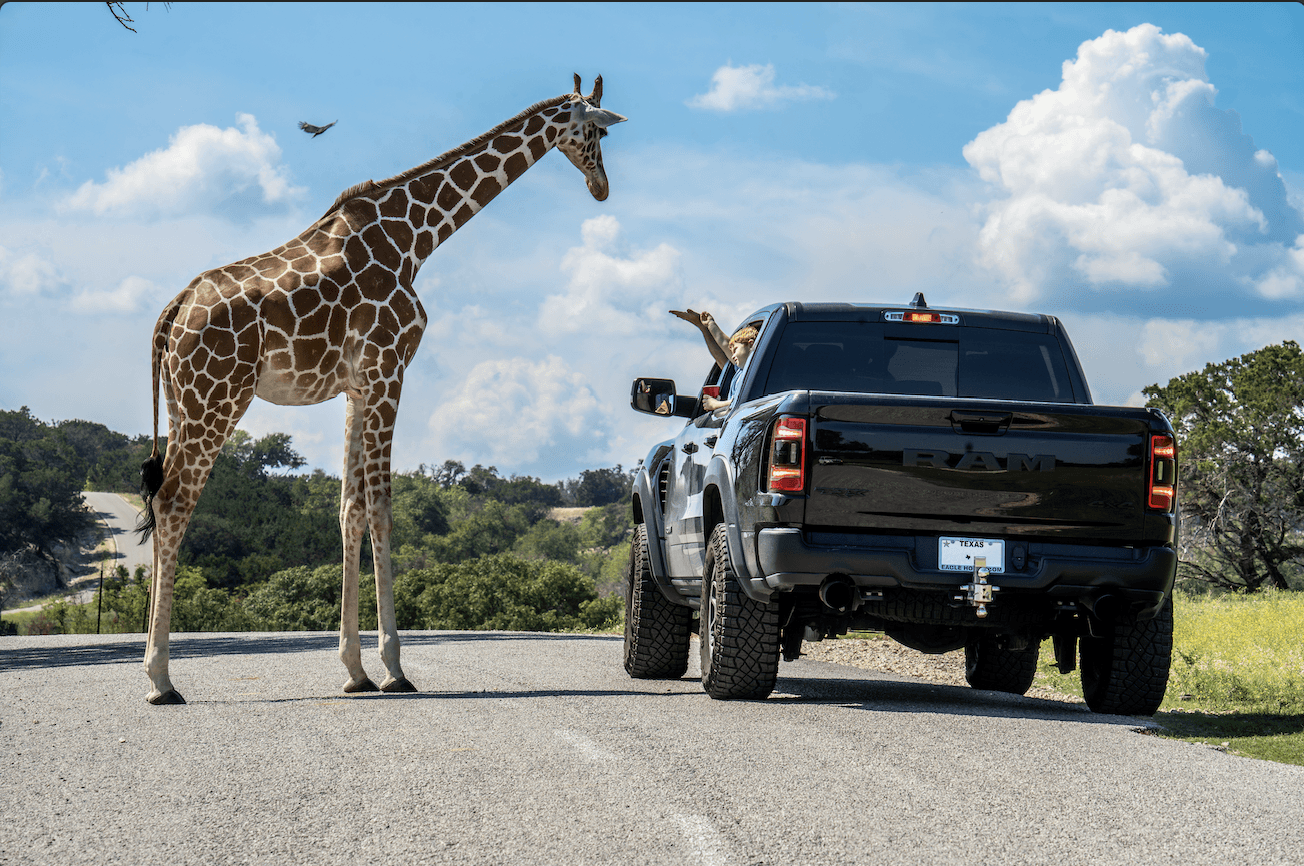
[[938, 537, 1005, 573]]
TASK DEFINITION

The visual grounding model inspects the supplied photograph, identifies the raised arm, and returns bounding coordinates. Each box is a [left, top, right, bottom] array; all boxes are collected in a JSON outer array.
[[670, 308, 731, 370]]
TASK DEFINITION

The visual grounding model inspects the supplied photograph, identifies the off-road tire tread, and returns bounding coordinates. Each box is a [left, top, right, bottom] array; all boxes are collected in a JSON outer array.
[[1080, 599, 1173, 716], [965, 637, 1039, 695], [624, 524, 692, 679], [700, 524, 780, 700]]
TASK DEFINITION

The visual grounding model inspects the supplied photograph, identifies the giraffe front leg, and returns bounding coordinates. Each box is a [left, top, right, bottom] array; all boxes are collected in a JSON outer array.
[[359, 392, 416, 694], [339, 395, 378, 693], [371, 497, 416, 693]]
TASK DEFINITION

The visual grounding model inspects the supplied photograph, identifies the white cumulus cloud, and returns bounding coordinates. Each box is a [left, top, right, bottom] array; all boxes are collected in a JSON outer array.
[[64, 113, 303, 220], [538, 214, 684, 336], [963, 23, 1304, 305], [0, 246, 64, 298], [687, 63, 835, 112], [70, 275, 161, 314], [426, 355, 603, 466]]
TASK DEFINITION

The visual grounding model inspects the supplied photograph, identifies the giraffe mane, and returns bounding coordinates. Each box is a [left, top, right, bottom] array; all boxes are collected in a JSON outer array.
[[320, 93, 575, 219]]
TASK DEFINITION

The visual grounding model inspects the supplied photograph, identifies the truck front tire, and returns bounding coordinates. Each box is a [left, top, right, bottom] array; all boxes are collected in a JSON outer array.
[[623, 523, 692, 679], [700, 524, 781, 700], [1080, 598, 1173, 716]]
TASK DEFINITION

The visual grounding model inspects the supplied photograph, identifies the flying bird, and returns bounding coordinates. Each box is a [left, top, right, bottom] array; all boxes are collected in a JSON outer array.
[[298, 120, 337, 138]]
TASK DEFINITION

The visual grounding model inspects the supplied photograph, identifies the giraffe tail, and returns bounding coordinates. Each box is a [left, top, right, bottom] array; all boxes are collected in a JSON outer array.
[[136, 300, 178, 543]]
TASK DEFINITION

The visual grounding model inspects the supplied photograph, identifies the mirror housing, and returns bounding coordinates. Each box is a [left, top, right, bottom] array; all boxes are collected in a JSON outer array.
[[631, 377, 698, 418]]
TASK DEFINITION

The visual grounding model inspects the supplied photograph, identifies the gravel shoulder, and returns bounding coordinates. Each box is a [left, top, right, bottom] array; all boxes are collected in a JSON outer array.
[[801, 635, 1083, 703]]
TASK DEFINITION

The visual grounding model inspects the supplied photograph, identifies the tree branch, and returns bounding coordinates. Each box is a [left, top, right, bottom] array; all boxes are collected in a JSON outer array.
[[106, 2, 136, 32]]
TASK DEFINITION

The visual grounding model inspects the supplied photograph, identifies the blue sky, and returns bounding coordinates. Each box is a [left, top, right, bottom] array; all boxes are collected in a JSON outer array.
[[2, 2, 1303, 482]]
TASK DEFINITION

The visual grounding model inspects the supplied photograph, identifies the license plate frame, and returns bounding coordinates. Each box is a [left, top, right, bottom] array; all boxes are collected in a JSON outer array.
[[938, 537, 1005, 573]]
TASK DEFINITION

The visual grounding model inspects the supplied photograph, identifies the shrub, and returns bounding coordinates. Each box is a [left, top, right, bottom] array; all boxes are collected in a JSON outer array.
[[244, 564, 376, 632], [394, 555, 621, 632]]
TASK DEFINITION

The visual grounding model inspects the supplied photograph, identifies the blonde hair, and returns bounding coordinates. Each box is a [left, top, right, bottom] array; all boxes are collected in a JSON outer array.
[[729, 325, 759, 349]]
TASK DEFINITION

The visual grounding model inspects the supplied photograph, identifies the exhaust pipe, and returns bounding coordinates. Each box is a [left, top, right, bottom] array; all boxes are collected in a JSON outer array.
[[819, 575, 859, 614], [1089, 594, 1124, 624]]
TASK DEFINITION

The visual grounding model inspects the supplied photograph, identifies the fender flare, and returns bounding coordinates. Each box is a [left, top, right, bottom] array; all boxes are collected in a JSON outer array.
[[701, 454, 771, 603]]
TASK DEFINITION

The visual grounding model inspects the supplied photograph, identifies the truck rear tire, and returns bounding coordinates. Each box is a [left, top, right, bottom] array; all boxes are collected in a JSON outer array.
[[1080, 598, 1173, 716], [700, 524, 780, 700], [623, 523, 692, 679], [964, 634, 1039, 695]]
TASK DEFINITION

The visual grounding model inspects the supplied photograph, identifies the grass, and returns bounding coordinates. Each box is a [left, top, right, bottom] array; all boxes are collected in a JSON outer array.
[[1031, 590, 1304, 766]]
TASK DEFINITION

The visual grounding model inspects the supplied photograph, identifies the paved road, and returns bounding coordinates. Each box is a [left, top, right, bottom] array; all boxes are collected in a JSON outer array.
[[2, 493, 150, 616], [83, 491, 153, 579], [3, 632, 1302, 865]]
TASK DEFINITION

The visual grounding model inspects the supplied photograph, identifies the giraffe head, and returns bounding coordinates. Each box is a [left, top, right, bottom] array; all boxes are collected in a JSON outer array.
[[555, 74, 627, 202]]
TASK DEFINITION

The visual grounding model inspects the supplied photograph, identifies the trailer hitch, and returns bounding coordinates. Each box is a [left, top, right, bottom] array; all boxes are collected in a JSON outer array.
[[956, 557, 999, 618]]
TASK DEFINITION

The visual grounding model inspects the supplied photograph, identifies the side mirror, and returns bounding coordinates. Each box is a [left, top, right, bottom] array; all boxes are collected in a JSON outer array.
[[631, 377, 698, 418]]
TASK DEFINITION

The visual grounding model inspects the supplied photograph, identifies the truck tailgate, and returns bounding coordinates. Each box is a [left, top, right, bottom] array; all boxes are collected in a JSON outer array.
[[805, 395, 1154, 542]]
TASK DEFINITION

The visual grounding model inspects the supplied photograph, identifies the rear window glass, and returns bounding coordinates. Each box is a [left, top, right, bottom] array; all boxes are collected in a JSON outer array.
[[762, 322, 1076, 403]]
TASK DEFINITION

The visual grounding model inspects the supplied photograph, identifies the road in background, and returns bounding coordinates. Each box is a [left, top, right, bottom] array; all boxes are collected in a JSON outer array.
[[3, 632, 1302, 865], [83, 492, 152, 579]]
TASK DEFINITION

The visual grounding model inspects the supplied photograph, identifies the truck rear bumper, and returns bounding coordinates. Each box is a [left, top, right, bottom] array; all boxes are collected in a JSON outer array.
[[752, 527, 1176, 600]]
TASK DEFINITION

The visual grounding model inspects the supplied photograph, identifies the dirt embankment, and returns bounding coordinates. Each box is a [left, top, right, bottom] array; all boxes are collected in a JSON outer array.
[[2, 520, 110, 612]]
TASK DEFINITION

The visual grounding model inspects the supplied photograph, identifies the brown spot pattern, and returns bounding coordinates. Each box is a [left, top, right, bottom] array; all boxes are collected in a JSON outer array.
[[141, 85, 621, 701]]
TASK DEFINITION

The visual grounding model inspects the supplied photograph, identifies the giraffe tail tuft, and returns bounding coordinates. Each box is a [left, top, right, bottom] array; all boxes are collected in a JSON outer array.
[[136, 453, 164, 543]]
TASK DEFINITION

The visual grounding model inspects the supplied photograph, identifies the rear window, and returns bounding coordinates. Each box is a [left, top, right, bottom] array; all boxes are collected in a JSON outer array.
[[762, 322, 1076, 403]]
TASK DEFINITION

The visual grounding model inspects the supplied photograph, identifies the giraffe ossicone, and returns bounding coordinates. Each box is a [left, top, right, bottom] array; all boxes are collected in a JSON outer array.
[[136, 76, 626, 705]]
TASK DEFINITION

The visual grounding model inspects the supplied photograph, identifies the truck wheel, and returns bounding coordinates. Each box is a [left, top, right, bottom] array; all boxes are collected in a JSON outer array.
[[623, 523, 692, 679], [964, 634, 1038, 695], [700, 524, 780, 700], [1079, 599, 1173, 716]]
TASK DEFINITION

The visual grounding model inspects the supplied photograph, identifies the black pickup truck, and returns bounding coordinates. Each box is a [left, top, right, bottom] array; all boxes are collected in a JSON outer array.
[[624, 297, 1177, 715]]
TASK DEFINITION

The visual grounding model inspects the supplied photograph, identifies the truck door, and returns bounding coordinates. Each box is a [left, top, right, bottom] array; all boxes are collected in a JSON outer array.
[[663, 378, 726, 581]]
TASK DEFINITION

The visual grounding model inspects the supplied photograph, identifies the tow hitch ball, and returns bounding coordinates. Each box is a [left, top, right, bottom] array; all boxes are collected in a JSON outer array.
[[956, 557, 1000, 618]]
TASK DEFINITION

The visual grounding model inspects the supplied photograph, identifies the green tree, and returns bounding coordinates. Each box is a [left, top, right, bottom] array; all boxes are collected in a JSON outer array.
[[1144, 341, 1304, 592], [393, 555, 620, 632], [513, 519, 582, 562], [391, 471, 451, 548], [244, 564, 376, 631], [561, 465, 634, 507], [55, 419, 153, 493], [578, 502, 634, 549], [427, 499, 533, 563], [0, 407, 92, 559], [179, 432, 337, 587]]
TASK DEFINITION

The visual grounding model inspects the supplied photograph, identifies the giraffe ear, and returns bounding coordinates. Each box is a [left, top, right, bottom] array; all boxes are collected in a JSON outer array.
[[586, 106, 627, 128], [573, 73, 582, 95], [589, 75, 603, 107], [575, 100, 626, 128]]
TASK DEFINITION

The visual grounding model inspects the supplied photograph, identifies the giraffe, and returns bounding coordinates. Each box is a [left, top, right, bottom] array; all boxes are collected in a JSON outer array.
[[136, 75, 626, 705]]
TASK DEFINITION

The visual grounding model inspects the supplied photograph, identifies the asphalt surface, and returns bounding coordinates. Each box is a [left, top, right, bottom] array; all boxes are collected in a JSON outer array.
[[3, 631, 1303, 865]]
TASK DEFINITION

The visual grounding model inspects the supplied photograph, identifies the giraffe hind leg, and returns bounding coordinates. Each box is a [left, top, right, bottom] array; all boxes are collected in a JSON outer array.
[[143, 358, 257, 704]]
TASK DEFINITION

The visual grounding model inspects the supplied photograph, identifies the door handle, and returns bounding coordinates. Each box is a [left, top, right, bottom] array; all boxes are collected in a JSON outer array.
[[681, 442, 698, 454]]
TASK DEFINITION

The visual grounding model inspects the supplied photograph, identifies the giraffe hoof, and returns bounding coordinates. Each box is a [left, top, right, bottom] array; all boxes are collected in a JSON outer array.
[[147, 689, 187, 705], [343, 676, 380, 693], [380, 676, 418, 694]]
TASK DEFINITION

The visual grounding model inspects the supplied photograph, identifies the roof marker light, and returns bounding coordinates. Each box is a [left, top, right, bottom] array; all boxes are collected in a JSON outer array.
[[884, 311, 960, 324]]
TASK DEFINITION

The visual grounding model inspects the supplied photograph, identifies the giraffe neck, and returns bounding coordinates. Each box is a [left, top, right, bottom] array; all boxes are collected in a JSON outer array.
[[332, 99, 576, 285]]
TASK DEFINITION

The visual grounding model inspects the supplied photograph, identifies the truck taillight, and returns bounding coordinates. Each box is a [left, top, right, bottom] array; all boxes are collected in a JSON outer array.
[[768, 417, 807, 492], [1148, 434, 1177, 511]]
